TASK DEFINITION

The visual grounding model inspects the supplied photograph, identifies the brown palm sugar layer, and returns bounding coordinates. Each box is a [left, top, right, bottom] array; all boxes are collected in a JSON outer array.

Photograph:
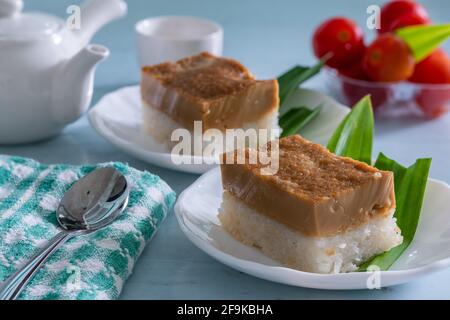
[[141, 52, 279, 131], [220, 135, 396, 237]]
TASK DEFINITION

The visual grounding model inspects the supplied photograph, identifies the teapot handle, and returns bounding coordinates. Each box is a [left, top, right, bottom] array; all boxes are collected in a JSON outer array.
[[75, 0, 127, 44]]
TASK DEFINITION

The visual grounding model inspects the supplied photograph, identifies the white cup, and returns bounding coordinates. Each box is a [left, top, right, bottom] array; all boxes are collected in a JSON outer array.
[[136, 16, 224, 66]]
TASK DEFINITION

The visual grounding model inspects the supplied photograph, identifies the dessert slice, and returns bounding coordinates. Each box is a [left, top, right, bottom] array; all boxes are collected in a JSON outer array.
[[219, 135, 403, 274], [141, 52, 280, 155]]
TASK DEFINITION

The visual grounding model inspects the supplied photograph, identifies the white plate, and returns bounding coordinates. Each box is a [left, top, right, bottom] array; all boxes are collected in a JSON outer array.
[[89, 86, 350, 174], [175, 167, 450, 289]]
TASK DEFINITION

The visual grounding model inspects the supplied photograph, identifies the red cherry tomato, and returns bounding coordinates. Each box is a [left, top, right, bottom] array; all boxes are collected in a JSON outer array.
[[410, 49, 450, 84], [337, 59, 390, 110], [338, 60, 368, 80], [411, 50, 450, 118], [379, 0, 429, 34], [342, 80, 390, 110], [363, 33, 415, 82], [416, 88, 450, 119], [312, 17, 365, 69], [387, 10, 430, 32]]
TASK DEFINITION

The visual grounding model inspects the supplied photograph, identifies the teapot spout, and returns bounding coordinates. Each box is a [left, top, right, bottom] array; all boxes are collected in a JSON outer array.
[[52, 45, 110, 125], [75, 0, 127, 45]]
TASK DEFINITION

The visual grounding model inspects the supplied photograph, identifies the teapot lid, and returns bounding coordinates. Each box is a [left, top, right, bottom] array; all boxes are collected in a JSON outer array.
[[0, 0, 63, 41]]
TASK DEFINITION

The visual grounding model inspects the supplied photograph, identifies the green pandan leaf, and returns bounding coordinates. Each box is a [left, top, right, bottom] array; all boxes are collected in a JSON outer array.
[[358, 153, 431, 271], [277, 61, 323, 109], [396, 24, 450, 62], [327, 95, 374, 165], [279, 106, 322, 137]]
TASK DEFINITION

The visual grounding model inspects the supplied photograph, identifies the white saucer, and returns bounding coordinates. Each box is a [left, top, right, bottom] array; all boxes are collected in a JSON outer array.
[[175, 167, 450, 289], [89, 86, 350, 174]]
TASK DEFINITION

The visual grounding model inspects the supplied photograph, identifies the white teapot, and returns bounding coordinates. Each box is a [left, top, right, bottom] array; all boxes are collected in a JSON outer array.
[[0, 0, 127, 144]]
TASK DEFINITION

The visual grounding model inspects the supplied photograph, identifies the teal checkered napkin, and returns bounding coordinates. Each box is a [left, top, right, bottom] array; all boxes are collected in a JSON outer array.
[[0, 155, 176, 300]]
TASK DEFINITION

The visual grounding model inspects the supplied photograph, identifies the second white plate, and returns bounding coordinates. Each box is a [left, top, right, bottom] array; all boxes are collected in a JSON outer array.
[[89, 86, 350, 174], [175, 167, 450, 290]]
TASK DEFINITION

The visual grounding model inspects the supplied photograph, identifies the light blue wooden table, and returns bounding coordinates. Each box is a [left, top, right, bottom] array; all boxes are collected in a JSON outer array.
[[2, 0, 450, 299]]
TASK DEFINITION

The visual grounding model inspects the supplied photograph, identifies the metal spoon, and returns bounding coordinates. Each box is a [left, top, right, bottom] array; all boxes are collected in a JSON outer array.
[[0, 167, 130, 300]]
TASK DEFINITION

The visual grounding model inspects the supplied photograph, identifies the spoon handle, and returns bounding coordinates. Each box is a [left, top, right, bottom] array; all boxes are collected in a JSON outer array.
[[0, 231, 74, 300]]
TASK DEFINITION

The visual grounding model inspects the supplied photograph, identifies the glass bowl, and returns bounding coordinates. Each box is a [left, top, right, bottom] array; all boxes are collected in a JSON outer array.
[[324, 67, 450, 119]]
